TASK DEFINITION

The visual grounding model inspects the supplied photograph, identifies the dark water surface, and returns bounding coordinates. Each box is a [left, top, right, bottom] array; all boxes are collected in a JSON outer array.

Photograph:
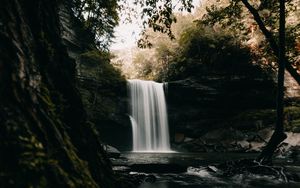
[[112, 152, 300, 188], [115, 152, 258, 166]]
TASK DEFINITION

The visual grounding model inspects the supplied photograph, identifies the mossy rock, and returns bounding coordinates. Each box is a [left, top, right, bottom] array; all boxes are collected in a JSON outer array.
[[79, 50, 108, 66], [231, 106, 300, 132], [79, 50, 126, 87], [286, 119, 300, 132]]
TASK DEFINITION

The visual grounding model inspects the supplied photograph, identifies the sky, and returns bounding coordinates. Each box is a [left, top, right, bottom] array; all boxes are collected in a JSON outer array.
[[110, 0, 201, 51]]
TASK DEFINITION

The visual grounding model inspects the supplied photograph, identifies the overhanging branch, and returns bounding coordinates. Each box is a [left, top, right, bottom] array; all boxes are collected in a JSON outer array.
[[241, 0, 300, 85]]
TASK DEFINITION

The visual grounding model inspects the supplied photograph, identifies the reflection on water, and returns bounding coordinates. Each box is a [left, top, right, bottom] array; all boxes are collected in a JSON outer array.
[[115, 152, 258, 166], [140, 183, 168, 188], [114, 152, 300, 188]]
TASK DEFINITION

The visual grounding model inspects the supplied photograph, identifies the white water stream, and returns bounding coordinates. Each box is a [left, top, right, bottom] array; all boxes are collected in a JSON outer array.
[[128, 79, 172, 152]]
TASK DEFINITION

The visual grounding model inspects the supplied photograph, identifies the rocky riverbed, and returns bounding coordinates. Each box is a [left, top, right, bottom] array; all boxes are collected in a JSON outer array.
[[172, 127, 300, 155], [111, 152, 300, 188]]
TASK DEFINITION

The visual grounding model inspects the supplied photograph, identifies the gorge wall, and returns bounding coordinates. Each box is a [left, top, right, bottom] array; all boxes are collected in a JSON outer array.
[[167, 70, 300, 152], [167, 73, 276, 138], [59, 2, 131, 151], [0, 0, 122, 187]]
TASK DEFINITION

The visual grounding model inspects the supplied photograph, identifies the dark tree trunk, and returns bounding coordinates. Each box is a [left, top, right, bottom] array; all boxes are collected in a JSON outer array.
[[256, 0, 287, 164], [0, 0, 116, 187]]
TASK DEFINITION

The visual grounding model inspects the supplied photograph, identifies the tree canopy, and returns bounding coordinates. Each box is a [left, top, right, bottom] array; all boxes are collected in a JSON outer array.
[[69, 0, 194, 49], [200, 0, 300, 83]]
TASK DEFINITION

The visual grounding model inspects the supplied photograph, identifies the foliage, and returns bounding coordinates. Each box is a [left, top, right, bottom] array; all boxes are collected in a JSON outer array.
[[131, 50, 156, 80], [129, 16, 271, 82], [78, 50, 126, 122], [71, 0, 119, 49], [79, 50, 125, 85], [199, 0, 300, 71], [231, 106, 300, 132], [70, 0, 195, 49], [178, 26, 252, 69], [132, 0, 194, 48]]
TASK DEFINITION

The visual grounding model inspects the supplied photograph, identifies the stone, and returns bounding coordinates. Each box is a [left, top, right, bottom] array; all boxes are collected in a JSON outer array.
[[174, 133, 185, 143], [248, 142, 265, 152], [184, 137, 194, 142], [237, 140, 250, 150], [257, 128, 273, 141], [104, 145, 121, 158]]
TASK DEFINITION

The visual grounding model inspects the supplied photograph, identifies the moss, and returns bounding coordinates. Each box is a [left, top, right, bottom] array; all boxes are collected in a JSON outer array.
[[284, 106, 300, 132], [284, 106, 300, 119], [79, 50, 107, 66], [78, 50, 126, 123], [39, 84, 56, 111], [39, 31, 55, 59], [231, 109, 276, 130], [0, 116, 50, 187], [1, 0, 117, 187], [231, 106, 300, 132], [79, 50, 126, 86]]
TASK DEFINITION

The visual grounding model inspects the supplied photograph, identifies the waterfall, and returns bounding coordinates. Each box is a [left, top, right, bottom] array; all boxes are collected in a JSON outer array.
[[128, 79, 172, 152]]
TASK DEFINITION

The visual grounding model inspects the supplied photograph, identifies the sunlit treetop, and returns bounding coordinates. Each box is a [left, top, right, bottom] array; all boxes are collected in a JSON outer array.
[[130, 0, 194, 48], [71, 0, 120, 49], [198, 0, 300, 64], [70, 0, 194, 49]]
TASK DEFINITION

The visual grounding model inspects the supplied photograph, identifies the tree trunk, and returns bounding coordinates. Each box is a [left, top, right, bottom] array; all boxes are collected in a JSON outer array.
[[256, 0, 287, 164], [0, 0, 116, 187]]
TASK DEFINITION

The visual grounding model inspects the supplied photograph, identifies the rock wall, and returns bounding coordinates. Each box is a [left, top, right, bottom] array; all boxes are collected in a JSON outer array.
[[58, 2, 131, 151], [0, 0, 118, 187], [167, 65, 300, 152], [167, 74, 276, 139], [285, 70, 300, 99]]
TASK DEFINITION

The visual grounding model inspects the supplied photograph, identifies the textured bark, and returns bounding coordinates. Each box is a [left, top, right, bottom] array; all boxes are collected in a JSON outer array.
[[0, 0, 116, 187], [254, 0, 287, 164]]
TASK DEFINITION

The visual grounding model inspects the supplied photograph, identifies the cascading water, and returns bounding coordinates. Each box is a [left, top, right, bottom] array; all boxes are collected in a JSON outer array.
[[128, 79, 172, 152]]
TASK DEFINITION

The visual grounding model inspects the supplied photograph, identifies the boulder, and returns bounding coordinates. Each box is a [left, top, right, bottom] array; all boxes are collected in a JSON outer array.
[[174, 133, 185, 143], [104, 145, 121, 158]]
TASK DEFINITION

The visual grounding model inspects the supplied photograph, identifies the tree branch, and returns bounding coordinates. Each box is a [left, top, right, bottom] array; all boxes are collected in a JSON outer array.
[[241, 0, 300, 85]]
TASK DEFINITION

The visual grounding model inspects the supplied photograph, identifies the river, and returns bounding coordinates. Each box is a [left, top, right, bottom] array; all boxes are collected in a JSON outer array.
[[112, 152, 300, 188]]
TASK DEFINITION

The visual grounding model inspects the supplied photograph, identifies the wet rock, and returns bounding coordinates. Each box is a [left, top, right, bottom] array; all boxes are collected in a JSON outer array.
[[247, 142, 264, 152], [168, 75, 276, 140], [207, 165, 219, 173], [287, 146, 300, 163], [115, 173, 157, 188], [104, 145, 121, 158], [144, 175, 156, 183], [257, 128, 273, 141], [284, 132, 300, 146], [113, 166, 131, 172], [187, 166, 212, 177], [174, 133, 185, 143], [236, 140, 250, 150], [174, 126, 300, 154], [184, 137, 194, 142]]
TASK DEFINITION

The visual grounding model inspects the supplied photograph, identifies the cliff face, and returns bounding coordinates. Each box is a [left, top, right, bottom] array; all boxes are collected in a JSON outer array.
[[167, 65, 300, 151], [0, 0, 116, 187], [57, 2, 131, 151], [167, 74, 276, 138]]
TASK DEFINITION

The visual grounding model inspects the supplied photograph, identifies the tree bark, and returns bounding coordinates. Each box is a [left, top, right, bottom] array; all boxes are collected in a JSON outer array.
[[255, 0, 287, 164], [0, 0, 116, 187]]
